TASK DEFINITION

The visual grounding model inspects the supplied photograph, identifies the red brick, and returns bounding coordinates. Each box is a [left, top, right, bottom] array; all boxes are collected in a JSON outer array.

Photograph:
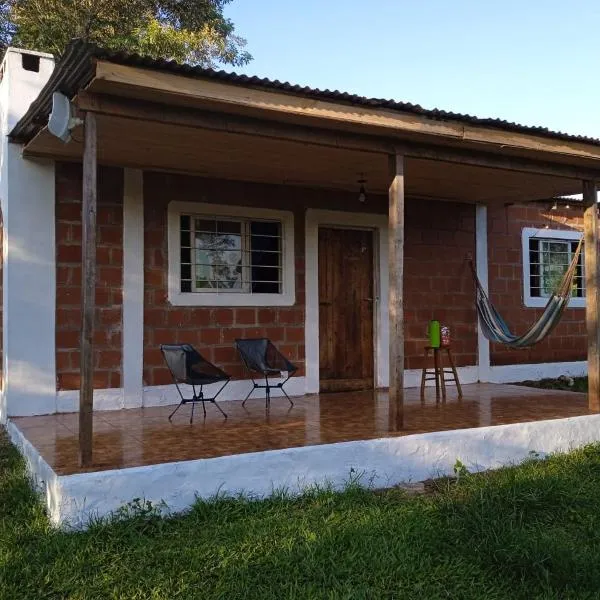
[[98, 266, 122, 286], [264, 327, 284, 342], [235, 308, 256, 325], [285, 327, 304, 343], [56, 330, 79, 348], [257, 308, 277, 325], [100, 308, 121, 326], [188, 310, 212, 327], [56, 351, 71, 371], [145, 269, 163, 287], [98, 350, 121, 369], [57, 244, 81, 263], [166, 309, 189, 327], [279, 309, 303, 325], [98, 226, 122, 246], [145, 308, 166, 327], [154, 328, 177, 345], [213, 309, 234, 326], [213, 346, 237, 363], [109, 371, 121, 388], [57, 307, 81, 328], [199, 328, 220, 345]]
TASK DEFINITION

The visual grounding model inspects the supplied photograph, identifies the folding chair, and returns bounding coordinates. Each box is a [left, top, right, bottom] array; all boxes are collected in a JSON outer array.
[[160, 344, 230, 422], [235, 338, 298, 408]]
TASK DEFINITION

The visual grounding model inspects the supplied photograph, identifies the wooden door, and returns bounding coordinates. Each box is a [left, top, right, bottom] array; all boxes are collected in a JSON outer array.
[[318, 227, 375, 392]]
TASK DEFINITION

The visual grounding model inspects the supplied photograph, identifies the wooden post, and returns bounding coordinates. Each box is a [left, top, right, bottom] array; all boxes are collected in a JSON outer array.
[[389, 153, 405, 419], [79, 112, 97, 466], [583, 179, 600, 412]]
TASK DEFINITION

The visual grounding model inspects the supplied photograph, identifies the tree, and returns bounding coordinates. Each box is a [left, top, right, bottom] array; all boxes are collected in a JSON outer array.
[[0, 0, 251, 68]]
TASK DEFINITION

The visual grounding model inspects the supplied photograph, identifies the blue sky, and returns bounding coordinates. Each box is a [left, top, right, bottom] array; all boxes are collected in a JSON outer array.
[[225, 1, 600, 138]]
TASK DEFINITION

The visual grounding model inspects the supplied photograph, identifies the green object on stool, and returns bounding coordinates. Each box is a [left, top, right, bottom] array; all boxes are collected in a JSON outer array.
[[428, 320, 441, 348]]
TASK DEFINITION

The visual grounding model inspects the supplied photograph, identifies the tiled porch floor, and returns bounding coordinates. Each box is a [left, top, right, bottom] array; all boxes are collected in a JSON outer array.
[[11, 383, 591, 475]]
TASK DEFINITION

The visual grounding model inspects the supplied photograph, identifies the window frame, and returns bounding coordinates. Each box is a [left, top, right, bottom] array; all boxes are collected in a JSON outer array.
[[168, 201, 295, 307], [521, 227, 584, 308]]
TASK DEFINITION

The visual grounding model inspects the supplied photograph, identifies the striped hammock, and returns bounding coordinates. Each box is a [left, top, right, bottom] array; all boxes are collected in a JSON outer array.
[[471, 238, 583, 348]]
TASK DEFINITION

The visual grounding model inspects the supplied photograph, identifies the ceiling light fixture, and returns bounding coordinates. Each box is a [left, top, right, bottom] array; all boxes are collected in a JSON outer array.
[[357, 176, 367, 203]]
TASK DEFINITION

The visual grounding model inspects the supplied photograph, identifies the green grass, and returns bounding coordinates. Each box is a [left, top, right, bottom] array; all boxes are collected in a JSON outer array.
[[4, 431, 600, 598], [516, 376, 588, 393]]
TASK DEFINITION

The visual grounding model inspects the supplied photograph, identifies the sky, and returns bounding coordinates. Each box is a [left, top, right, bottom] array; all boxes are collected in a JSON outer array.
[[224, 0, 600, 139]]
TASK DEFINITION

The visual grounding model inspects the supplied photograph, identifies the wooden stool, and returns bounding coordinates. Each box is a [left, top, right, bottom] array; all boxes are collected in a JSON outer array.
[[420, 346, 463, 401]]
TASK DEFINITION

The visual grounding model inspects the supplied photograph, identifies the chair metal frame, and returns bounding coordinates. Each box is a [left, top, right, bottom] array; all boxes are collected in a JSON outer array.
[[160, 344, 230, 423], [235, 338, 297, 408]]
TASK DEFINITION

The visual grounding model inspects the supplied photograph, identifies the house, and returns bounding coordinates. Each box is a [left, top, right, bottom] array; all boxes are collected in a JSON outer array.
[[2, 41, 600, 527]]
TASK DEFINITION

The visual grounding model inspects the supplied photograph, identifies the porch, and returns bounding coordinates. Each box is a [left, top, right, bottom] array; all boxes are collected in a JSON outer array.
[[9, 382, 600, 527], [11, 383, 593, 475]]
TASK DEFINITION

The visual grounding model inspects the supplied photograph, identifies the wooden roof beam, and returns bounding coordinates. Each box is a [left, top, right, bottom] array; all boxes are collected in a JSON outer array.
[[90, 60, 600, 163], [73, 91, 600, 182]]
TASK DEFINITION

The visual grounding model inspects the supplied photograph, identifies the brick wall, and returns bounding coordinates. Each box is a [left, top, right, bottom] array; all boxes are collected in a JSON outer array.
[[53, 164, 537, 390], [487, 203, 585, 366], [142, 172, 477, 385], [404, 200, 477, 369], [55, 162, 124, 390], [143, 173, 307, 386]]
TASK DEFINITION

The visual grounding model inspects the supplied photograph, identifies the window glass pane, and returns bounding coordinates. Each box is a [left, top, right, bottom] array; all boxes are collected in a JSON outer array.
[[217, 220, 242, 235], [250, 220, 282, 293], [195, 223, 243, 290], [528, 236, 585, 299], [529, 239, 540, 297], [180, 264, 191, 280], [179, 214, 284, 295], [195, 218, 216, 233], [540, 240, 568, 296]]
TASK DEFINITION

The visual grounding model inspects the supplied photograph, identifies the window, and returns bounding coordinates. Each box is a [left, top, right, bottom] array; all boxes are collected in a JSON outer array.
[[522, 227, 584, 308], [180, 216, 283, 294], [168, 202, 295, 306]]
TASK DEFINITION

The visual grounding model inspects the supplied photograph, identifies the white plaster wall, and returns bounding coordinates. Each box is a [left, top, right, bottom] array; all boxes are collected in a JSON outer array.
[[122, 169, 144, 409], [487, 360, 587, 383], [51, 361, 589, 413], [55, 376, 308, 412], [0, 49, 56, 421], [6, 419, 63, 523], [12, 411, 600, 529]]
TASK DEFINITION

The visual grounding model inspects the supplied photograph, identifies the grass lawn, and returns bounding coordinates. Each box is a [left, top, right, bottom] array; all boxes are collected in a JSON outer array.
[[4, 431, 600, 598], [516, 376, 588, 393]]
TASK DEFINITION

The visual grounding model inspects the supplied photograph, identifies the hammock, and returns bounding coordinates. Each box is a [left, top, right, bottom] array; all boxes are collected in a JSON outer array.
[[470, 238, 583, 348]]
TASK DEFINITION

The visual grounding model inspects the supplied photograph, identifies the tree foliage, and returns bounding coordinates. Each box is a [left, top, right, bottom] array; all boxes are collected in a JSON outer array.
[[0, 0, 251, 67]]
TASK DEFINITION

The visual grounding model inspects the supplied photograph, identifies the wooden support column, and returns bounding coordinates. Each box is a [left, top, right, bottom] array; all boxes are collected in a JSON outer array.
[[583, 179, 600, 412], [79, 112, 97, 466], [388, 152, 405, 418]]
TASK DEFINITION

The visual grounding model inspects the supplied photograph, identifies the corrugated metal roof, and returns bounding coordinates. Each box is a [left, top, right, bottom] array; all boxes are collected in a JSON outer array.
[[10, 38, 600, 148]]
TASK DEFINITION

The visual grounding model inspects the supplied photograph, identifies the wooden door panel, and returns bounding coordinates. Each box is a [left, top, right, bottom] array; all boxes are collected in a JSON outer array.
[[318, 227, 374, 392]]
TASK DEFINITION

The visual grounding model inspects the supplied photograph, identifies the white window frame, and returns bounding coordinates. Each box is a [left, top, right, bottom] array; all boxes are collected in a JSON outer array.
[[522, 227, 584, 308], [168, 201, 295, 306]]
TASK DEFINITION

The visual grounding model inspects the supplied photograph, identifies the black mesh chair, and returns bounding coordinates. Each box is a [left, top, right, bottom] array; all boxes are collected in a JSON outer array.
[[235, 338, 298, 407], [160, 344, 230, 422]]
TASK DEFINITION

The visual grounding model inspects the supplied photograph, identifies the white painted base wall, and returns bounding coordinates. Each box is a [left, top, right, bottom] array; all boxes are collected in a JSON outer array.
[[54, 376, 308, 413], [8, 411, 600, 529], [12, 359, 590, 416]]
